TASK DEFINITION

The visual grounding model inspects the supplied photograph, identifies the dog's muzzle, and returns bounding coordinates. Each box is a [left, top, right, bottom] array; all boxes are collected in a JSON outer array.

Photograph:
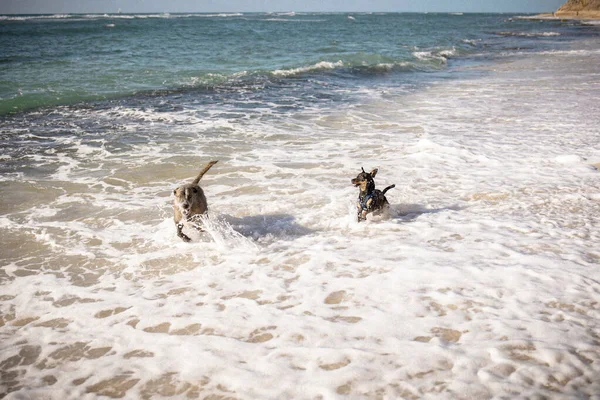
[[179, 202, 191, 217]]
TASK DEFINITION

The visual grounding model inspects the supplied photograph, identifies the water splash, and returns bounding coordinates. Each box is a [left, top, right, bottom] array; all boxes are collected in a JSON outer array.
[[190, 214, 258, 252]]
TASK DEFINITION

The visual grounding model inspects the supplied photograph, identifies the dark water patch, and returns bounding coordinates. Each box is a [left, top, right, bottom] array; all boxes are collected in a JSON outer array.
[[223, 214, 314, 240]]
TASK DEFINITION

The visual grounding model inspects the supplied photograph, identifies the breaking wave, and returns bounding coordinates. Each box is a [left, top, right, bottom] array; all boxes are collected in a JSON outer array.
[[497, 31, 561, 37], [0, 13, 245, 21]]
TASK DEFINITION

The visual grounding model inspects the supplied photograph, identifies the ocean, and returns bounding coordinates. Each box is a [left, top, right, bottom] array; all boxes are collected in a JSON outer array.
[[1, 12, 599, 399]]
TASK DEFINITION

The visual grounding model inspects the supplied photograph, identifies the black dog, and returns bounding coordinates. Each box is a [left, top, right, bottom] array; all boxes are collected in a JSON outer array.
[[351, 168, 395, 222]]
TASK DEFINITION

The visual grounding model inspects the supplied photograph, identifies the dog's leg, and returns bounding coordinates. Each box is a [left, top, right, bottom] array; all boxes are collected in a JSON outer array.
[[188, 214, 206, 233], [177, 223, 191, 242], [357, 206, 367, 222], [191, 222, 205, 233]]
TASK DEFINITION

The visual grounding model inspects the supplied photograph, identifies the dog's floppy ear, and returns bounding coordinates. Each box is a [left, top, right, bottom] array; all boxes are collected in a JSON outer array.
[[370, 168, 378, 178]]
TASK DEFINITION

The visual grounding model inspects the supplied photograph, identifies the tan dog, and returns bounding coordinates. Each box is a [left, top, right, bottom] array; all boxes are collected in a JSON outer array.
[[173, 160, 218, 242]]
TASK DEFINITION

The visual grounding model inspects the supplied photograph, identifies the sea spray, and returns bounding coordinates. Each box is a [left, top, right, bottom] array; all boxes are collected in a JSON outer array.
[[191, 213, 259, 252]]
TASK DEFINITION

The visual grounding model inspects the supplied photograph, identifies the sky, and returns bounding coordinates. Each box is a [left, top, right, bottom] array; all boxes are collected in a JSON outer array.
[[0, 0, 566, 14]]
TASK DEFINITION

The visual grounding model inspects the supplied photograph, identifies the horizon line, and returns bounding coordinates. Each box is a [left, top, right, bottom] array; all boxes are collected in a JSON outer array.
[[0, 10, 551, 16]]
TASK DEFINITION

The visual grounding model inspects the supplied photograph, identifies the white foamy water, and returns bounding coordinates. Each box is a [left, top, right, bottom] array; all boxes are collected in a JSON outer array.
[[1, 40, 600, 399]]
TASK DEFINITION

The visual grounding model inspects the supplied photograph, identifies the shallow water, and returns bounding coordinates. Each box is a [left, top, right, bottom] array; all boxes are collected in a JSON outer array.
[[1, 13, 600, 400]]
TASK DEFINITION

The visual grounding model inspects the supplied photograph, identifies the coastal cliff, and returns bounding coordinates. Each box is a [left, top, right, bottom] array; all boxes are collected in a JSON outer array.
[[555, 0, 600, 18]]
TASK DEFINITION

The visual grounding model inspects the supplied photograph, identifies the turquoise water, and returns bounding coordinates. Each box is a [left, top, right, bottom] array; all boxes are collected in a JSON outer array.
[[0, 12, 583, 115]]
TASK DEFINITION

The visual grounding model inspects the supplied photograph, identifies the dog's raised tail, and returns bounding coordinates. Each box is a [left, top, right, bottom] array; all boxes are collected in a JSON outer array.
[[382, 184, 395, 195], [192, 160, 218, 185]]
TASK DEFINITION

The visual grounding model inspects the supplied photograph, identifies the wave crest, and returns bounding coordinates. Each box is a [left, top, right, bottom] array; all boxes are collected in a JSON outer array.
[[497, 31, 561, 37], [0, 13, 245, 21], [272, 61, 344, 77]]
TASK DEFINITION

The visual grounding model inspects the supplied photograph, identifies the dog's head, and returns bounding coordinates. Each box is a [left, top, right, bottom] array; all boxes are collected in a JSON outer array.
[[173, 184, 203, 218], [351, 168, 378, 193]]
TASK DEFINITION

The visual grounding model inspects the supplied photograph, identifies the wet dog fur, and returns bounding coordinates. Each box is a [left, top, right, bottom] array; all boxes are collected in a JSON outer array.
[[351, 167, 395, 222], [173, 160, 218, 242]]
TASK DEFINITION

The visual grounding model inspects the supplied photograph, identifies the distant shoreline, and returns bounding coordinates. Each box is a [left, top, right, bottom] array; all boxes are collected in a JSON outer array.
[[524, 11, 600, 20]]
